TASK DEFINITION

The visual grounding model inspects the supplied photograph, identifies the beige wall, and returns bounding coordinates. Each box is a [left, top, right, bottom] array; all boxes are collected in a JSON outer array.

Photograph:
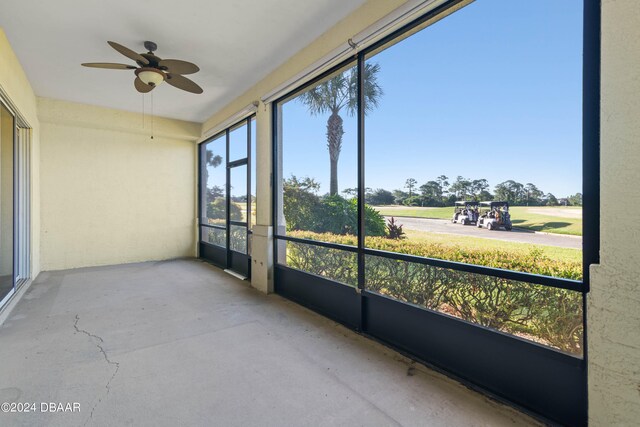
[[38, 98, 199, 271], [588, 0, 640, 424], [0, 28, 40, 279]]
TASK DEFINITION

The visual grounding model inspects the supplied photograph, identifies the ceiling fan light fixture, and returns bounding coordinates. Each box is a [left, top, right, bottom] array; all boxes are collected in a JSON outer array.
[[136, 68, 165, 86]]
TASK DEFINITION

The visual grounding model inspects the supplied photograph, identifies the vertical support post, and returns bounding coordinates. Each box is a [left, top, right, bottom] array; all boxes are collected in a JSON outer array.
[[196, 142, 202, 256], [583, 0, 600, 290], [357, 54, 366, 331], [274, 104, 287, 266], [583, 0, 601, 422], [225, 129, 231, 268], [246, 117, 251, 255]]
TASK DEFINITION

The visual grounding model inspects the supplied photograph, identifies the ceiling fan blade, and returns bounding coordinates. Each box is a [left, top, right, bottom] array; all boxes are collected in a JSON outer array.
[[134, 77, 154, 93], [82, 62, 137, 70], [166, 73, 203, 94], [158, 59, 199, 75], [107, 41, 149, 65]]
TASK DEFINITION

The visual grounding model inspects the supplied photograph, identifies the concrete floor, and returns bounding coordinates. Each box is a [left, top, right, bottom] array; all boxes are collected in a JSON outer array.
[[0, 259, 540, 427]]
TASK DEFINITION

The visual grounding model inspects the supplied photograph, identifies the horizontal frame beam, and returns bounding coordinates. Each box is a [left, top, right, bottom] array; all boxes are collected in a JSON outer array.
[[275, 235, 582, 292], [200, 223, 226, 230]]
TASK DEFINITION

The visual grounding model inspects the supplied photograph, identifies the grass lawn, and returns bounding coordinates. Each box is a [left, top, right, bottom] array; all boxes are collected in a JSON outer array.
[[401, 229, 582, 264], [373, 205, 582, 236]]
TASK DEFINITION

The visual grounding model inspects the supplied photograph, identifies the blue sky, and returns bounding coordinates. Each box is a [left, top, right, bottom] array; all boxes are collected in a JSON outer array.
[[281, 0, 583, 198]]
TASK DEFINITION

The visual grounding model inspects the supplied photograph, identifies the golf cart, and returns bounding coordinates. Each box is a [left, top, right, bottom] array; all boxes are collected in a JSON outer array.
[[477, 201, 512, 230], [452, 201, 479, 225]]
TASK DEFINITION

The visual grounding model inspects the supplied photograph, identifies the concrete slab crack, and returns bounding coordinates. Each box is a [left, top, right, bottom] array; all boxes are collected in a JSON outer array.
[[74, 314, 120, 425]]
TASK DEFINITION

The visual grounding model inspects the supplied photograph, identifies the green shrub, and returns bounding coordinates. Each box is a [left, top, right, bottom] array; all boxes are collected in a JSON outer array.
[[403, 195, 422, 206], [283, 178, 386, 236], [313, 196, 387, 236], [315, 195, 357, 234], [283, 176, 322, 231], [363, 202, 387, 236], [289, 231, 581, 280], [207, 198, 242, 221]]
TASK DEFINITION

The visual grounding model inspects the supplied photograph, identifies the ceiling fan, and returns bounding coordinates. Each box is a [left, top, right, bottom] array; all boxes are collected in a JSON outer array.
[[82, 41, 203, 94]]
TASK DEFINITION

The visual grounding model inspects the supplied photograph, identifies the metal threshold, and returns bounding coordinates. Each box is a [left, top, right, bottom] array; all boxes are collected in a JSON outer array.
[[224, 269, 247, 281]]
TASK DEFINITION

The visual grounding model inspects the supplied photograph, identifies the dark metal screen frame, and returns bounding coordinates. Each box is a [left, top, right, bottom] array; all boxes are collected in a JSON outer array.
[[271, 0, 596, 292], [271, 1, 599, 425], [197, 114, 256, 276]]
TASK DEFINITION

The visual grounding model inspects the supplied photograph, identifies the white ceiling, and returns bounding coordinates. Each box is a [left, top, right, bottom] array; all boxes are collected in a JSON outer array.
[[0, 0, 366, 123]]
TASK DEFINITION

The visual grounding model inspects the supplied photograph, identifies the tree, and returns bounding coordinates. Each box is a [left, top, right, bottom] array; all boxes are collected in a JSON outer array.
[[392, 189, 409, 205], [203, 151, 223, 199], [545, 193, 559, 206], [449, 176, 472, 200], [524, 183, 544, 206], [282, 176, 321, 230], [202, 149, 224, 220], [419, 181, 443, 200], [342, 188, 358, 198], [470, 179, 489, 201], [367, 188, 395, 205], [208, 185, 224, 200], [494, 180, 525, 204], [208, 198, 241, 221], [299, 63, 383, 195], [436, 175, 450, 196], [567, 193, 583, 206], [405, 178, 418, 197], [477, 190, 494, 201]]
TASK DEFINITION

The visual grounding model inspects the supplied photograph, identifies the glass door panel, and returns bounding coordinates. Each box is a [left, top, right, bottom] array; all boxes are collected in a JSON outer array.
[[230, 225, 247, 254], [229, 164, 248, 223], [229, 164, 248, 255], [229, 122, 248, 162], [0, 104, 14, 302], [202, 135, 227, 229]]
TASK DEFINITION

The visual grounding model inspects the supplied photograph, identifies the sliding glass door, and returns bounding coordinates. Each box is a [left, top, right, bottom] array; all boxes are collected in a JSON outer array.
[[199, 116, 255, 278]]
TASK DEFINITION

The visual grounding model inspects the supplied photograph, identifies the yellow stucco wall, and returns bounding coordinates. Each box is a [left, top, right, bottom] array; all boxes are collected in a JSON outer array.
[[588, 0, 640, 424], [38, 98, 200, 270], [0, 28, 41, 278]]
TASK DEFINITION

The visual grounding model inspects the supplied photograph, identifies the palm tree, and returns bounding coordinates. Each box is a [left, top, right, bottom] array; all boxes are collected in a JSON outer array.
[[298, 63, 383, 196], [206, 151, 222, 169]]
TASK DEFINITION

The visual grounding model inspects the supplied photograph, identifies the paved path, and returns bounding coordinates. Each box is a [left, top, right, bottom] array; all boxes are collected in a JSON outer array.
[[387, 216, 582, 249]]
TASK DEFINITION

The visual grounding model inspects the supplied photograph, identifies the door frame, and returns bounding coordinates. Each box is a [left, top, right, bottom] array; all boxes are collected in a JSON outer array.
[[0, 94, 31, 311], [198, 115, 255, 278]]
